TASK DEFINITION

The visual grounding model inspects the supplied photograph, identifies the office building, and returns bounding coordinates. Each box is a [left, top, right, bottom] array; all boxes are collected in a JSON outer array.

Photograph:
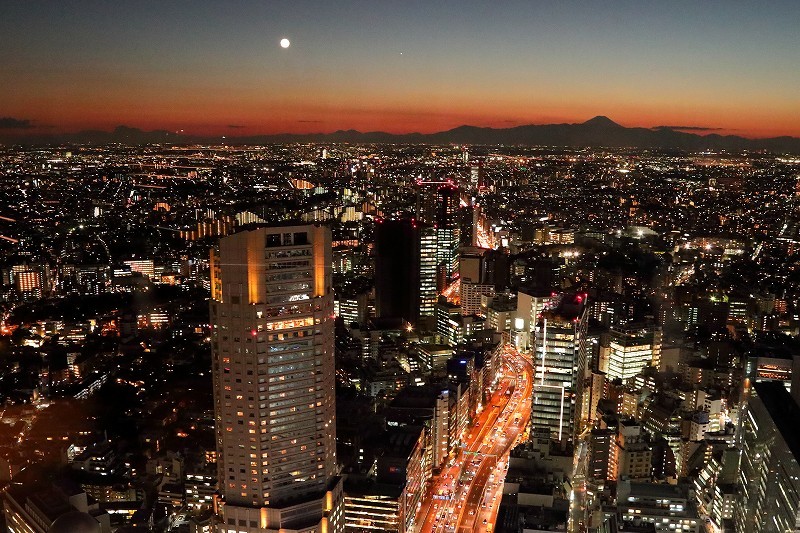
[[11, 264, 50, 300], [419, 225, 438, 319], [210, 224, 343, 532], [736, 381, 800, 533], [459, 281, 494, 316], [745, 353, 793, 390], [344, 489, 402, 533], [458, 247, 486, 284], [588, 428, 616, 482], [435, 184, 460, 283], [531, 293, 588, 444], [123, 259, 155, 280], [616, 420, 653, 481], [616, 481, 701, 533], [435, 299, 462, 346], [486, 293, 517, 334], [414, 177, 448, 227], [375, 219, 435, 325], [4, 483, 111, 533], [516, 288, 554, 351], [604, 323, 662, 382], [14, 270, 43, 300], [335, 292, 368, 328]]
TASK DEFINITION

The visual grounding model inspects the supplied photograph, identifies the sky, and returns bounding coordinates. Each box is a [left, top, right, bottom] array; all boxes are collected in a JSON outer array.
[[2, 0, 799, 138]]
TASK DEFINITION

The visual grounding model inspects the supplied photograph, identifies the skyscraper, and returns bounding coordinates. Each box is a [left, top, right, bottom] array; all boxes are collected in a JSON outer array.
[[374, 218, 437, 325], [419, 224, 438, 319], [435, 184, 460, 282], [413, 180, 460, 294], [531, 294, 588, 445], [736, 381, 800, 533], [375, 219, 420, 324], [414, 177, 451, 226], [210, 224, 343, 533]]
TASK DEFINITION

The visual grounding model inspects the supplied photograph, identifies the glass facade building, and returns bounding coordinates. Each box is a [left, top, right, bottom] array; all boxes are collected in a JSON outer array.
[[736, 381, 800, 533], [531, 295, 588, 444]]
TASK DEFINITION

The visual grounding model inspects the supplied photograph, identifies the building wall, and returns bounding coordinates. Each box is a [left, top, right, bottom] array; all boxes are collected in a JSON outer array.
[[419, 226, 438, 318]]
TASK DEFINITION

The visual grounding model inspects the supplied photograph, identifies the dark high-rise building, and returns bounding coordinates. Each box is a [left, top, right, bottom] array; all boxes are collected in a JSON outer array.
[[435, 184, 460, 282], [414, 177, 450, 226], [373, 218, 437, 324], [435, 184, 459, 229], [210, 224, 343, 532], [483, 249, 510, 291]]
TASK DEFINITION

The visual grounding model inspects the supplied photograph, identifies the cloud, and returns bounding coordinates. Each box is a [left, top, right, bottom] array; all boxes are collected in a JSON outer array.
[[653, 125, 722, 132], [0, 117, 34, 129], [227, 124, 245, 129]]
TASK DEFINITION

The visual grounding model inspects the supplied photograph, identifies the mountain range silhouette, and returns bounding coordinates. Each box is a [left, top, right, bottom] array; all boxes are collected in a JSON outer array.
[[4, 117, 800, 153]]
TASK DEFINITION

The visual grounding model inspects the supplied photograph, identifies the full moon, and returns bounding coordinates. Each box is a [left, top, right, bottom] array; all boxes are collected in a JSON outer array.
[[280, 38, 290, 49]]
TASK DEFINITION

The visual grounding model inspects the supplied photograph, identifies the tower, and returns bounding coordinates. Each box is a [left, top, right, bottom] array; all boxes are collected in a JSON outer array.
[[435, 184, 460, 282], [375, 219, 420, 324], [531, 293, 588, 445], [210, 224, 343, 532], [374, 218, 437, 325], [419, 224, 438, 319]]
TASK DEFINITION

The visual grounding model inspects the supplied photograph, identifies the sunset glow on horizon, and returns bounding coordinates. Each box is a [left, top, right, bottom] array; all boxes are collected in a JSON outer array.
[[2, 0, 800, 140]]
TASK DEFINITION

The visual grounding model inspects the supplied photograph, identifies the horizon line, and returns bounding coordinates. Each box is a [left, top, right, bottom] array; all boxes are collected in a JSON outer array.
[[1, 115, 797, 142]]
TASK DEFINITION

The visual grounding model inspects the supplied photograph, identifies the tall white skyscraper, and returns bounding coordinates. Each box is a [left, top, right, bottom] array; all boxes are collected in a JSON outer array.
[[419, 224, 438, 318], [210, 224, 343, 532], [531, 294, 588, 445]]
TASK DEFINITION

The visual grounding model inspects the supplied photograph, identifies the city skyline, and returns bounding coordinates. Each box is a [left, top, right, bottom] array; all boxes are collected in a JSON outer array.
[[2, 141, 800, 532], [3, 1, 800, 139], [5, 2, 800, 532]]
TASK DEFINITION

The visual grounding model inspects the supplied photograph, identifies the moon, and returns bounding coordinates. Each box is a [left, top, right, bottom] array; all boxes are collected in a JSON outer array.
[[280, 38, 290, 49]]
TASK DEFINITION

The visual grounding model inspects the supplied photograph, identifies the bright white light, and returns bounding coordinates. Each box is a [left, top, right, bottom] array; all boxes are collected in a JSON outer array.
[[280, 38, 291, 48]]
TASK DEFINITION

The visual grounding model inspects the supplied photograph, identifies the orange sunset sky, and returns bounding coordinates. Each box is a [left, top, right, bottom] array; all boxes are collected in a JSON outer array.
[[2, 1, 799, 139]]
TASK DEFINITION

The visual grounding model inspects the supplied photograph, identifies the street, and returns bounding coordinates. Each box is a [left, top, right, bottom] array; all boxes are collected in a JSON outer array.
[[413, 345, 534, 532]]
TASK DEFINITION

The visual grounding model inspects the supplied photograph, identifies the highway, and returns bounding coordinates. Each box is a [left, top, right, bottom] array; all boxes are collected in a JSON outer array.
[[413, 345, 534, 533]]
